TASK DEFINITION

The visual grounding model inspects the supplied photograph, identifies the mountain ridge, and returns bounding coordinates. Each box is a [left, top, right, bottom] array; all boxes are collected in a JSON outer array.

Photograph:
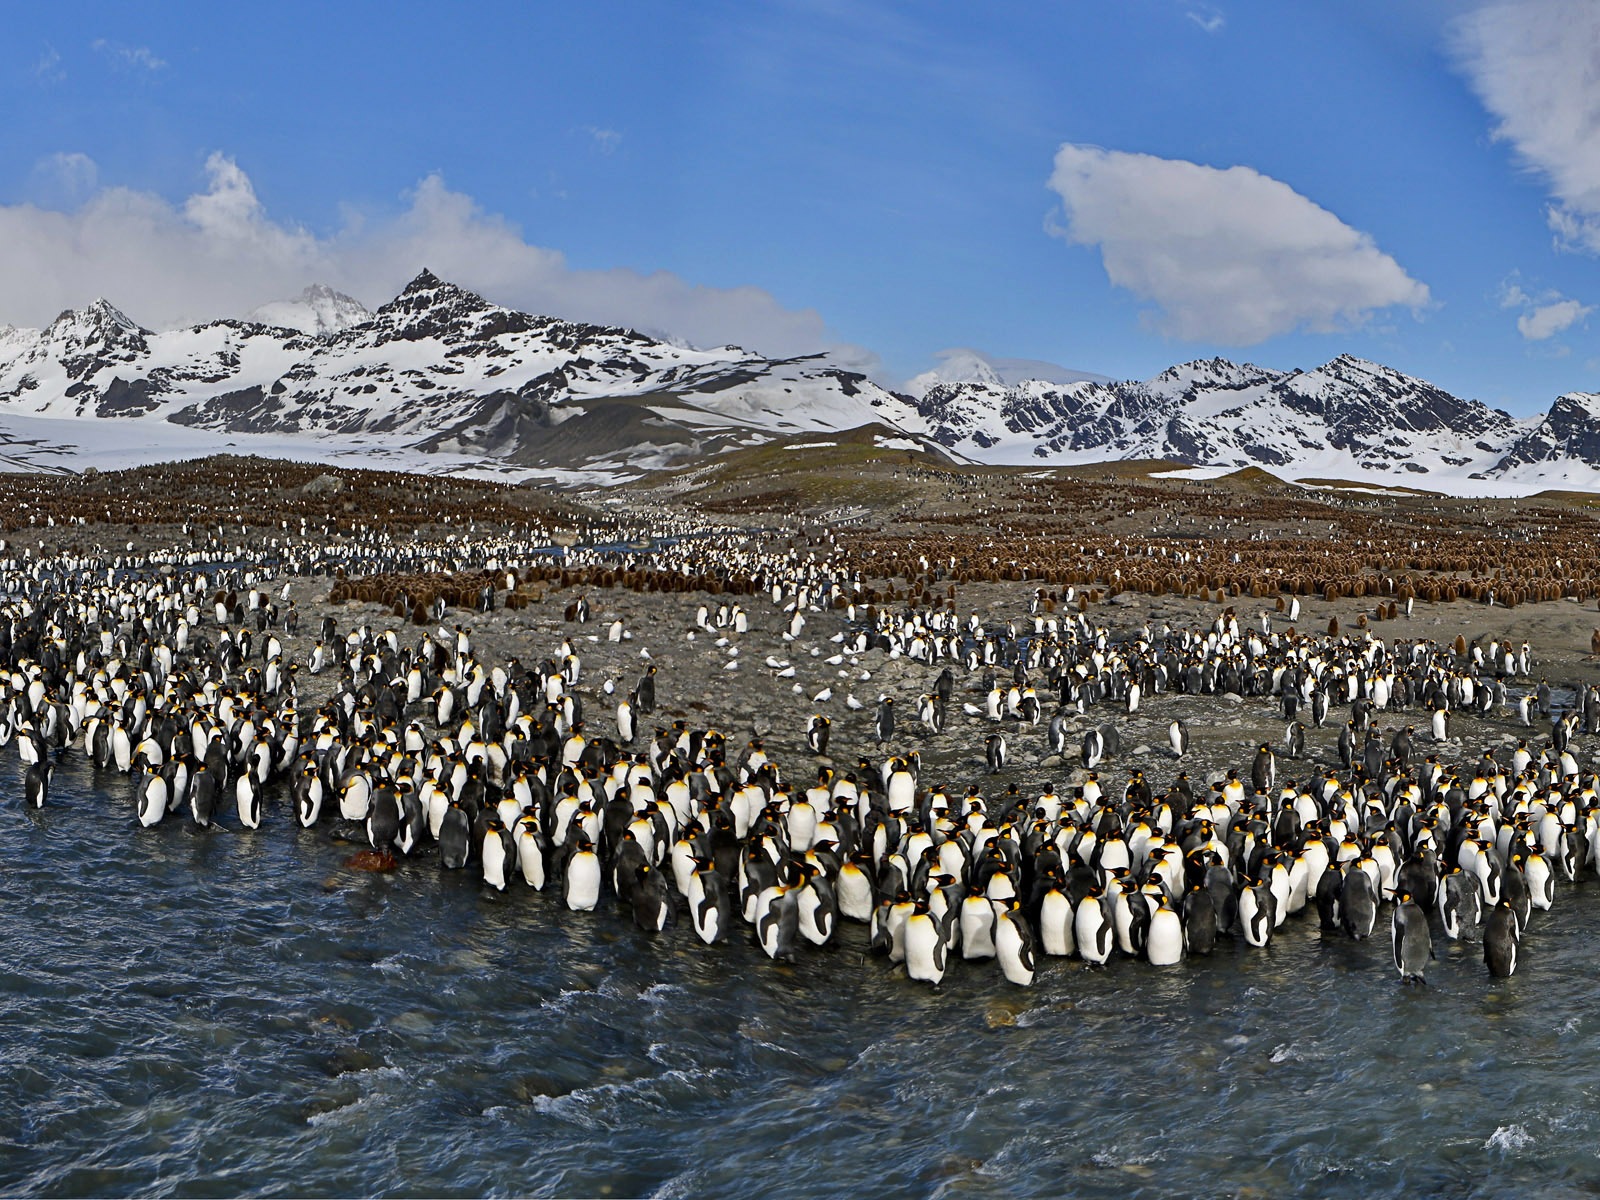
[[0, 270, 1596, 493]]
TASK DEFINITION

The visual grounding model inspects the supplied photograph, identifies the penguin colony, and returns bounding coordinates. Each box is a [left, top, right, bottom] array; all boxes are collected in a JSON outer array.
[[4, 494, 1596, 996]]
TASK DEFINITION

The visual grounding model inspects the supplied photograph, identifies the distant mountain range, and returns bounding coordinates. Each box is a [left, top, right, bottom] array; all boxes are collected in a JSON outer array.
[[0, 270, 1595, 493], [909, 354, 1600, 488]]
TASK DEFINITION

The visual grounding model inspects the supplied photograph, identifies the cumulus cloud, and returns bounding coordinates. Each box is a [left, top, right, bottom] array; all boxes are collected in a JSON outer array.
[[0, 152, 872, 367], [1499, 277, 1592, 340], [1454, 0, 1600, 252], [1046, 144, 1430, 344]]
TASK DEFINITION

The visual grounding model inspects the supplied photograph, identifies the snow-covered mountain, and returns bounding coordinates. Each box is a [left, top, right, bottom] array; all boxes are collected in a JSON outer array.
[[246, 284, 372, 336], [0, 272, 1597, 494], [904, 347, 1110, 398], [0, 270, 928, 481], [905, 354, 1600, 491]]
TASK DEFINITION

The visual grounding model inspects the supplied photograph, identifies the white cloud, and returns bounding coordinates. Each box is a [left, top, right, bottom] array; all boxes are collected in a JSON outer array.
[[0, 153, 871, 367], [32, 45, 64, 84], [1518, 301, 1588, 340], [1454, 0, 1600, 252], [1498, 277, 1592, 340], [1045, 144, 1430, 344], [90, 39, 166, 72], [585, 127, 622, 155], [26, 152, 98, 207], [90, 38, 165, 72], [1184, 4, 1225, 34]]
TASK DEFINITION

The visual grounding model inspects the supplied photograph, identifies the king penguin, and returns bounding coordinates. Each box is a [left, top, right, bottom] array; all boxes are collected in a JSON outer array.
[[994, 901, 1037, 986], [1484, 901, 1519, 977], [1391, 890, 1432, 984]]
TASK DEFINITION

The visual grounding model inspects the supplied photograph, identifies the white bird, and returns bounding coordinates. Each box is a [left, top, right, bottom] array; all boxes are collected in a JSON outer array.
[[813, 687, 833, 703], [846, 694, 865, 711]]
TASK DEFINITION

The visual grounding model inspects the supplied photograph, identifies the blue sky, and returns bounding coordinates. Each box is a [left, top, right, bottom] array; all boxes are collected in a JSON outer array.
[[2, 0, 1596, 412]]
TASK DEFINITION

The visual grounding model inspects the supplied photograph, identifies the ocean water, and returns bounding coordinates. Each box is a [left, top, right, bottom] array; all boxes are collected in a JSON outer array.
[[2, 754, 1597, 1199]]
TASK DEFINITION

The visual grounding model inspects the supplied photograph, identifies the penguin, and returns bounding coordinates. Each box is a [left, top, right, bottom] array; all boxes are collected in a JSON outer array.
[[1391, 890, 1432, 984], [1284, 722, 1305, 760], [439, 802, 471, 869], [874, 697, 895, 745], [189, 765, 217, 829], [235, 772, 262, 830], [1146, 897, 1185, 966], [688, 864, 733, 944], [1251, 745, 1276, 795], [514, 815, 547, 889], [1038, 884, 1076, 957], [1484, 901, 1519, 978], [1075, 890, 1113, 965], [994, 902, 1037, 986], [904, 905, 948, 985], [1239, 880, 1274, 948], [1168, 718, 1188, 759], [985, 732, 1007, 775], [806, 714, 830, 756], [836, 853, 876, 922], [292, 764, 322, 828], [367, 787, 400, 851], [1340, 868, 1378, 940], [481, 816, 514, 891], [631, 864, 673, 932], [959, 887, 997, 959], [754, 883, 801, 962], [563, 841, 602, 911], [1081, 728, 1105, 770], [1182, 885, 1217, 955], [24, 760, 51, 809]]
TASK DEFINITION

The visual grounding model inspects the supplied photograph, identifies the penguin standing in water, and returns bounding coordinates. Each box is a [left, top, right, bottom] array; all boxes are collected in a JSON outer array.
[[1484, 901, 1520, 977], [439, 801, 471, 870], [189, 764, 217, 829], [1147, 896, 1185, 966], [481, 815, 514, 891], [1391, 890, 1432, 984], [754, 881, 800, 963], [994, 900, 1037, 986], [563, 840, 602, 912], [291, 763, 321, 828], [1239, 880, 1275, 948], [904, 902, 947, 985], [235, 772, 262, 830], [1075, 889, 1113, 965], [632, 864, 673, 932], [1340, 868, 1378, 939], [1168, 719, 1189, 759], [688, 862, 732, 944], [24, 760, 51, 808]]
